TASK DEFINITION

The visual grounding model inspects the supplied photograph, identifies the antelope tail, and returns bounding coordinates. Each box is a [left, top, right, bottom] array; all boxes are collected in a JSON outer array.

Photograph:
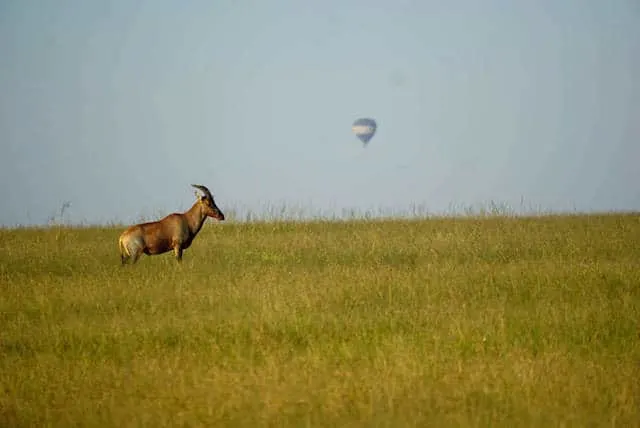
[[119, 235, 129, 258]]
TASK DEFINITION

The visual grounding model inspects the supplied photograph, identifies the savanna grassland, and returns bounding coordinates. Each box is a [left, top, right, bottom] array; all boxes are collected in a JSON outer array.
[[1, 213, 639, 427]]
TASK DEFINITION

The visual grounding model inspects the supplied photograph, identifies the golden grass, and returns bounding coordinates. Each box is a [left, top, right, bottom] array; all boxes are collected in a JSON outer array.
[[1, 213, 639, 427]]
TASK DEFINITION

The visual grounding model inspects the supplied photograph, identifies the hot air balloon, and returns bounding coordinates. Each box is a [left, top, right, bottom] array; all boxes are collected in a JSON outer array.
[[352, 118, 377, 146]]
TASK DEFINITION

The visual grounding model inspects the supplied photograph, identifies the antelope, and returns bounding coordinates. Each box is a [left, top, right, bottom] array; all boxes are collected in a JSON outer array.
[[118, 184, 225, 265]]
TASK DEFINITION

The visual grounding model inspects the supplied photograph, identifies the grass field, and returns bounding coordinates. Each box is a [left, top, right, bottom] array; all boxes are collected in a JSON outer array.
[[1, 212, 639, 427]]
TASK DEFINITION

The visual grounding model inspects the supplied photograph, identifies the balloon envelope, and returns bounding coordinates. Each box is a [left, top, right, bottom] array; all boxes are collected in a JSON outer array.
[[352, 118, 377, 145]]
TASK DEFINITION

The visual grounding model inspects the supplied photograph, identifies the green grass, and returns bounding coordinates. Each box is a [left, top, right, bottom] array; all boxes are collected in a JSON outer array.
[[1, 213, 639, 427]]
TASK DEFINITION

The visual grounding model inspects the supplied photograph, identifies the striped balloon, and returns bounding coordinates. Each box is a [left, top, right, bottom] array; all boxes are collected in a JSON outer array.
[[352, 118, 377, 146]]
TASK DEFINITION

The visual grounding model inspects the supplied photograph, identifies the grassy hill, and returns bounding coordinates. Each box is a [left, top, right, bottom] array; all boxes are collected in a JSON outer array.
[[1, 213, 639, 427]]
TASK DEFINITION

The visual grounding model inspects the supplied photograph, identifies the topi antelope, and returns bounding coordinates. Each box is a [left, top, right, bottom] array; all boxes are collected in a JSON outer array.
[[118, 184, 225, 265]]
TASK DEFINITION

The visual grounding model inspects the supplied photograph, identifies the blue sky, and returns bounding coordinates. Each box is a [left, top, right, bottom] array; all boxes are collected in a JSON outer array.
[[1, 0, 638, 226]]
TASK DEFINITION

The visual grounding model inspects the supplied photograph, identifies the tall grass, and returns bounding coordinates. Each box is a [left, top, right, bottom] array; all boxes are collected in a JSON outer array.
[[1, 211, 639, 427]]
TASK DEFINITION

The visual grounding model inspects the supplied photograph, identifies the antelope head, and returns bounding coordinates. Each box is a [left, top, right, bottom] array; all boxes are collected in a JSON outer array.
[[192, 184, 225, 221]]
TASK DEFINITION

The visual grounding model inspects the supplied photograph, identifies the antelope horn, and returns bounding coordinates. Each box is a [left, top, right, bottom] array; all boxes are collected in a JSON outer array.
[[191, 184, 214, 201]]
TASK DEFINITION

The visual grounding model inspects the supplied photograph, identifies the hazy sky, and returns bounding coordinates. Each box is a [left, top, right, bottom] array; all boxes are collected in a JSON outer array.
[[1, 0, 638, 226]]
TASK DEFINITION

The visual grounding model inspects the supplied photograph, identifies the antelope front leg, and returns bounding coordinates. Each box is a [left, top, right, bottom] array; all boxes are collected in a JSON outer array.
[[174, 246, 183, 262]]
